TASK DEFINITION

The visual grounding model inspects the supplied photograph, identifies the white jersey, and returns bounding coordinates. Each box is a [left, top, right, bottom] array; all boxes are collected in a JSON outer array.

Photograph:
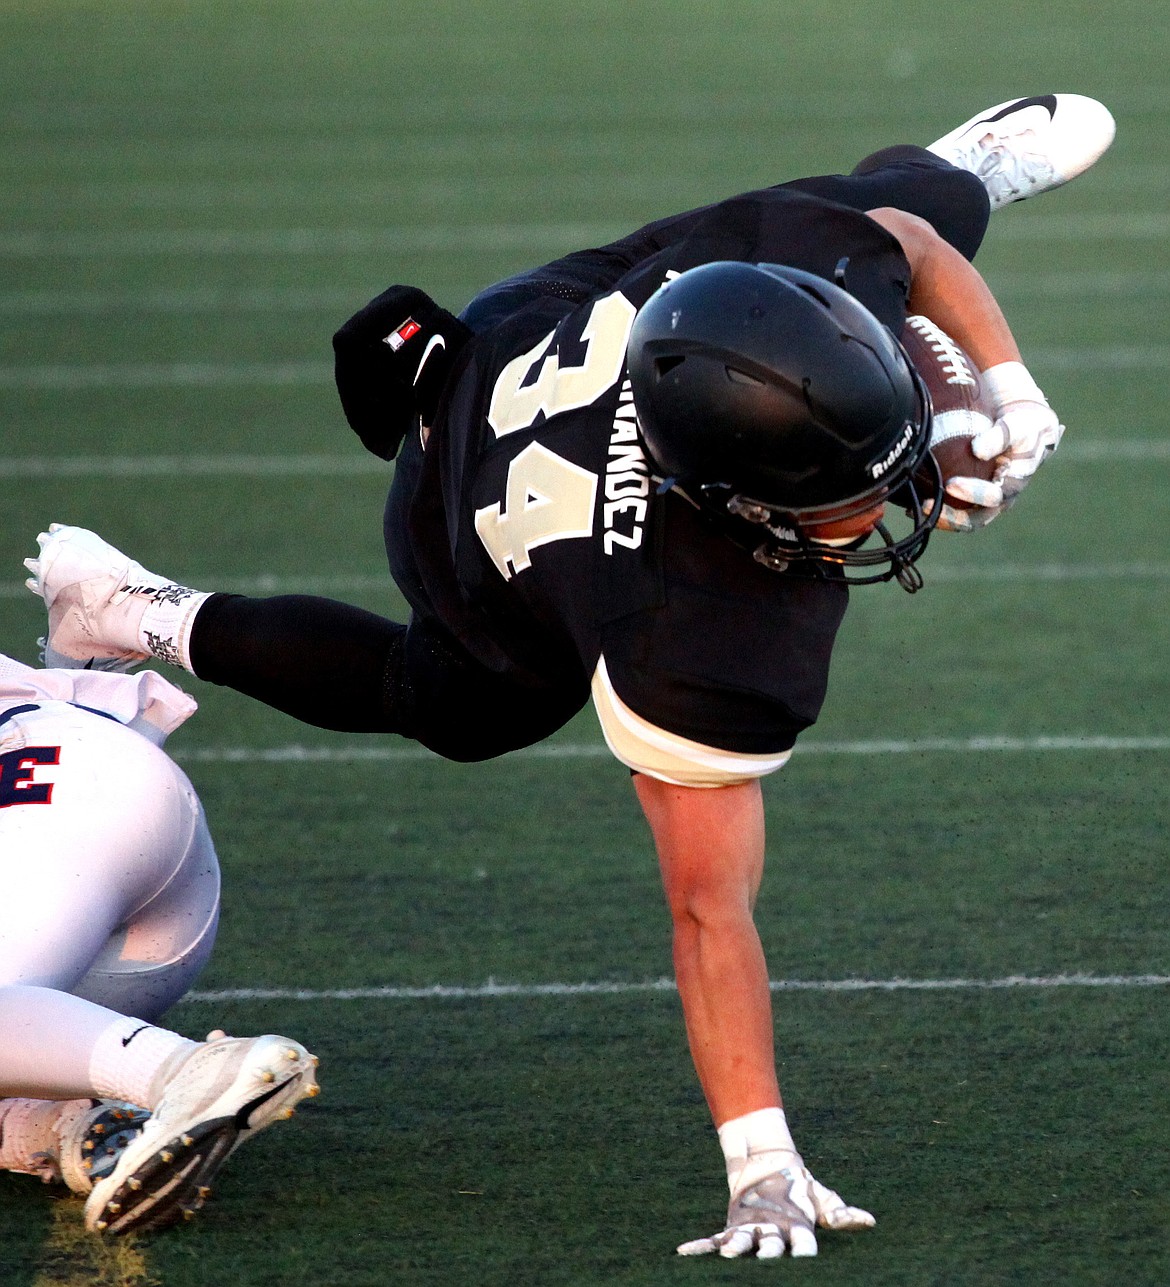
[[0, 653, 196, 746]]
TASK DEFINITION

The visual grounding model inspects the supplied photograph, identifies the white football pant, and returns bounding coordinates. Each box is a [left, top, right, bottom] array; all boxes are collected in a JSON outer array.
[[0, 698, 219, 1098]]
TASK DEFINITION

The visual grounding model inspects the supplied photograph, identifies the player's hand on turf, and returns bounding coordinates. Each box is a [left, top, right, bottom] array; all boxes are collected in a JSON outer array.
[[677, 1165, 875, 1260]]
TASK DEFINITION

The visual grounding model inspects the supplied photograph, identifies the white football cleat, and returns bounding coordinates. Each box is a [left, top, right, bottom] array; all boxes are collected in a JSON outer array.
[[24, 523, 201, 670], [37, 635, 141, 673], [13, 1099, 150, 1193], [55, 1100, 152, 1195], [927, 94, 1115, 210], [84, 1033, 320, 1235]]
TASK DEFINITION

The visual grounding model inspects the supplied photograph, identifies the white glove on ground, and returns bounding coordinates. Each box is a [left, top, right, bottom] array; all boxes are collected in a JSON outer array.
[[677, 1164, 875, 1259]]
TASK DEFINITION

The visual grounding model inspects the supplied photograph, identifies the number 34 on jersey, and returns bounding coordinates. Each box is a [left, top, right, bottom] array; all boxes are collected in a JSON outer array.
[[474, 292, 650, 581]]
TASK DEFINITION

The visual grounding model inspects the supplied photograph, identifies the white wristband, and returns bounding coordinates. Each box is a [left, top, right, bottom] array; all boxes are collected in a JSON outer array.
[[981, 361, 1048, 413], [718, 1107, 800, 1195], [138, 587, 212, 674]]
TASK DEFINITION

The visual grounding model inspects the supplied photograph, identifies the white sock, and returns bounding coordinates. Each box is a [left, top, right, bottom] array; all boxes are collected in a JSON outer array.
[[137, 587, 212, 673], [89, 1016, 198, 1110], [718, 1106, 802, 1196], [0, 984, 138, 1098]]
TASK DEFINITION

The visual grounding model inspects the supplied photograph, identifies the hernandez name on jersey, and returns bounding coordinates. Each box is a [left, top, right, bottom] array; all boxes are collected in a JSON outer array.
[[389, 190, 916, 786]]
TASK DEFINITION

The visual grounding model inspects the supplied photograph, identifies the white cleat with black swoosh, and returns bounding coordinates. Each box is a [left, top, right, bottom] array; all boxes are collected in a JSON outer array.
[[84, 1032, 320, 1235], [927, 94, 1116, 209]]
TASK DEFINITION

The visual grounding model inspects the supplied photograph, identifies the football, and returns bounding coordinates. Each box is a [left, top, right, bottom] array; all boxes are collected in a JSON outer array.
[[901, 314, 998, 508]]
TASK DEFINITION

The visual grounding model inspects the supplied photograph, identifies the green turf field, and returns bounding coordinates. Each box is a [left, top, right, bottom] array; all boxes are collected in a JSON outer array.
[[2, 1, 1168, 1283]]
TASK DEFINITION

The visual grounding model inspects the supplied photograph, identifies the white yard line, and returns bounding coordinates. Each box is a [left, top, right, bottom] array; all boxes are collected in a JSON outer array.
[[0, 441, 1166, 476], [0, 574, 394, 599], [925, 563, 1170, 581], [0, 287, 364, 313], [164, 735, 1170, 766], [4, 564, 1170, 603], [0, 349, 1165, 389], [4, 271, 1170, 314], [0, 454, 386, 476], [0, 224, 619, 257], [183, 973, 1170, 1004], [0, 212, 1168, 260], [0, 361, 329, 389]]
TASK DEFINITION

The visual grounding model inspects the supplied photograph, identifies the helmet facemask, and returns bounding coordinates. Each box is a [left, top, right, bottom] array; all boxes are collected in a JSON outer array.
[[688, 356, 942, 592]]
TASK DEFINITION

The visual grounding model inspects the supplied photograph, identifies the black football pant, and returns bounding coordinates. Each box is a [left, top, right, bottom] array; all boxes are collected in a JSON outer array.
[[189, 145, 989, 757], [190, 592, 584, 761]]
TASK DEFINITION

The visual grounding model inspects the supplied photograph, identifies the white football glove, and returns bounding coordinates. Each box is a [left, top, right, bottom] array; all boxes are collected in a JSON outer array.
[[935, 361, 1064, 532], [677, 1164, 875, 1260], [925, 482, 1018, 533], [924, 444, 1015, 533]]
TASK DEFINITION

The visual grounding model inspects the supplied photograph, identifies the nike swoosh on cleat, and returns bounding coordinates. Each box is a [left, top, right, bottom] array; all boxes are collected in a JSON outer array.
[[233, 1075, 300, 1129], [121, 1025, 150, 1048], [980, 95, 1057, 126]]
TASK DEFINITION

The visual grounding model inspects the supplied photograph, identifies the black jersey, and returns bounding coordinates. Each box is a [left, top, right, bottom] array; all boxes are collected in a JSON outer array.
[[386, 187, 914, 784]]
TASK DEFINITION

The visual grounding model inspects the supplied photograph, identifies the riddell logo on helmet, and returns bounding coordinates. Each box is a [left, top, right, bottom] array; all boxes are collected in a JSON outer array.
[[868, 423, 914, 480]]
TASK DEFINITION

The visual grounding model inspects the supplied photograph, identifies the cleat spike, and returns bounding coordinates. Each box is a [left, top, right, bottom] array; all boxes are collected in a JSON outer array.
[[95, 1220, 108, 1232], [128, 1177, 143, 1190], [180, 1134, 194, 1147], [107, 1202, 122, 1215], [309, 1055, 320, 1067], [277, 1108, 295, 1120], [260, 1070, 276, 1083], [284, 1048, 300, 1061], [197, 1186, 212, 1198], [160, 1150, 174, 1163], [306, 1084, 321, 1097]]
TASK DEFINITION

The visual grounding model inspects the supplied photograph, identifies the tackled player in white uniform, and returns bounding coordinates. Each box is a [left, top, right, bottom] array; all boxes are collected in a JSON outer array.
[[0, 653, 319, 1235]]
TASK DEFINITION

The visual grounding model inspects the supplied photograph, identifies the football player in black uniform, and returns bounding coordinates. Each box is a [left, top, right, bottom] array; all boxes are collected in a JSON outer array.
[[26, 94, 1114, 1256]]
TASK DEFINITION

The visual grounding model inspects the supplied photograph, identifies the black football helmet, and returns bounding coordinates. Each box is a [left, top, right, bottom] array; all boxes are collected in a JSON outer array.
[[626, 261, 942, 591]]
